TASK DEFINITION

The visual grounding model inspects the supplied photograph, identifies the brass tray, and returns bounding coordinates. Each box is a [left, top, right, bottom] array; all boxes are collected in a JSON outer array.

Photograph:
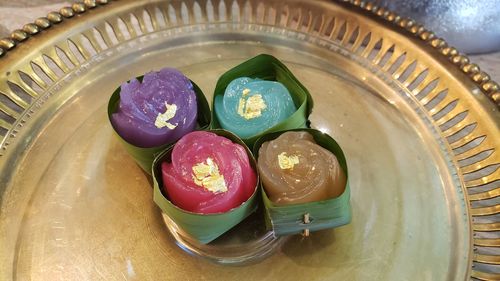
[[0, 0, 499, 280]]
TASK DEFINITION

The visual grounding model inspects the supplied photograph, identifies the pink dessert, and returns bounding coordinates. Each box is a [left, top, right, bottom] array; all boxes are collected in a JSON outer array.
[[161, 131, 257, 214]]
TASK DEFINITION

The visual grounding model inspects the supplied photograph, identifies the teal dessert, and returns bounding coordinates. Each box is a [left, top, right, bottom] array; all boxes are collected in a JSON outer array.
[[214, 77, 296, 139]]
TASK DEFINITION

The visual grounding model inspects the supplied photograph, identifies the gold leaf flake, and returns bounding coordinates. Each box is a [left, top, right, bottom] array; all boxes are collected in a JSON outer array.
[[192, 158, 228, 193], [155, 102, 178, 129], [278, 152, 300, 170], [242, 88, 251, 97], [237, 91, 267, 120]]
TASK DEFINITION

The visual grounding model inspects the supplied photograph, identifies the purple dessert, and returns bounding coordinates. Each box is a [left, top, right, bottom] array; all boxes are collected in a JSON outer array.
[[111, 68, 198, 147]]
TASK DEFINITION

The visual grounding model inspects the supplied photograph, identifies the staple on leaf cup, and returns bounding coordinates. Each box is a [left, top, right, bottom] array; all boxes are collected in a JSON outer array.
[[212, 54, 313, 147], [152, 129, 260, 244], [253, 128, 351, 236], [107, 70, 211, 174]]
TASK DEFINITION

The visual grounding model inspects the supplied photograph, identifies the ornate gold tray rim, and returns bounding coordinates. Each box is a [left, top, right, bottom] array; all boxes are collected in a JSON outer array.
[[0, 1, 497, 106], [0, 0, 498, 280]]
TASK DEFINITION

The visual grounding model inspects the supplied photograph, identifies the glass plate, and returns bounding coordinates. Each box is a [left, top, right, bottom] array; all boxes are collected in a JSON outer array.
[[0, 1, 498, 280]]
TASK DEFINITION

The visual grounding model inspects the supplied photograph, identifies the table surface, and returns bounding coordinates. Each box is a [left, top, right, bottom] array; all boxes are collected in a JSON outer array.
[[0, 1, 498, 87]]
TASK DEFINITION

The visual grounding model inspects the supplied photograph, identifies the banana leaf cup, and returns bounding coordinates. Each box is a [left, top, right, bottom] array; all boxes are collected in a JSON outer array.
[[253, 128, 351, 236], [107, 75, 211, 174], [152, 129, 260, 244], [211, 54, 313, 147]]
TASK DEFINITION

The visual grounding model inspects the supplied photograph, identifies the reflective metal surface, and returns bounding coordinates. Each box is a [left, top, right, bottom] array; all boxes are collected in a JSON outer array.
[[0, 0, 498, 280], [375, 0, 500, 54]]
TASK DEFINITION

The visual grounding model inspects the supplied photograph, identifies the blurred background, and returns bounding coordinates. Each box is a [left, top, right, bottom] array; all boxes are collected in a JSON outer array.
[[375, 0, 500, 54]]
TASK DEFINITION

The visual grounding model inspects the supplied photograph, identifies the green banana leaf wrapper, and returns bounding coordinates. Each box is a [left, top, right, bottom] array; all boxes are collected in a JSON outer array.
[[152, 129, 260, 244], [211, 54, 313, 147], [253, 128, 351, 236], [107, 76, 211, 174]]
